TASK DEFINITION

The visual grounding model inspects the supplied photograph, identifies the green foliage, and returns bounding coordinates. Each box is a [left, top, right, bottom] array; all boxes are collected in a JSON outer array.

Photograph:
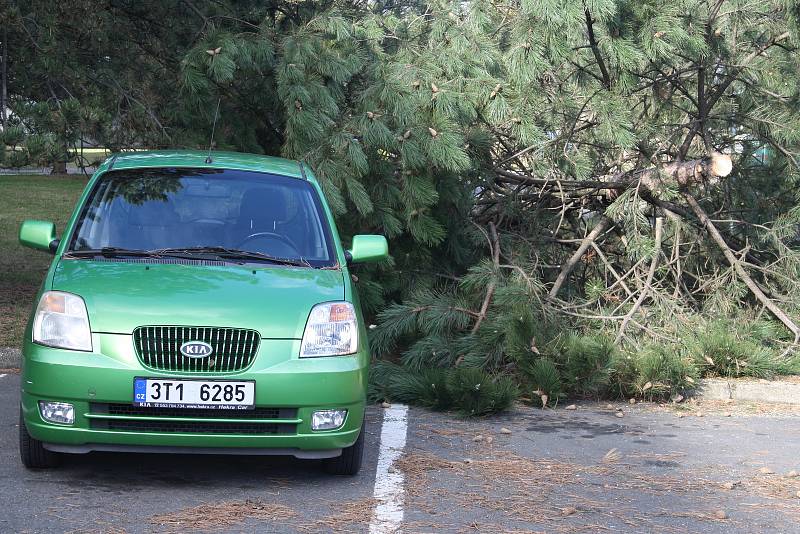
[[370, 288, 475, 360], [369, 362, 517, 416], [632, 344, 698, 400], [1, 98, 105, 170], [366, 360, 398, 405], [389, 367, 454, 411], [446, 367, 519, 416], [0, 125, 26, 147], [8, 0, 800, 413], [688, 323, 784, 379], [521, 359, 563, 406], [609, 352, 640, 399], [555, 334, 617, 398]]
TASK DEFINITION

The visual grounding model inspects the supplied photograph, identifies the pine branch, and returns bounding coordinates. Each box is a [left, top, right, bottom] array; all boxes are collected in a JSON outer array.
[[496, 153, 732, 193], [583, 6, 611, 89], [590, 241, 634, 297], [684, 193, 800, 341], [616, 217, 664, 343], [472, 221, 499, 333], [678, 31, 792, 158], [548, 216, 612, 299]]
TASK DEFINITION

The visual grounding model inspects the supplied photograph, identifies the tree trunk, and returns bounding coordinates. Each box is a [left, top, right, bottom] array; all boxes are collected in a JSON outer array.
[[1, 26, 7, 127], [496, 153, 733, 192], [637, 152, 733, 190], [51, 160, 67, 174]]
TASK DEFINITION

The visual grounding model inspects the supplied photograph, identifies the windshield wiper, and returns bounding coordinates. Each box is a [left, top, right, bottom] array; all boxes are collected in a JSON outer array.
[[152, 247, 312, 268], [64, 247, 162, 259]]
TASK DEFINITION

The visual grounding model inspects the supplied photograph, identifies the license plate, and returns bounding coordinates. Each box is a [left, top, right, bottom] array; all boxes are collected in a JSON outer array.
[[133, 378, 255, 410]]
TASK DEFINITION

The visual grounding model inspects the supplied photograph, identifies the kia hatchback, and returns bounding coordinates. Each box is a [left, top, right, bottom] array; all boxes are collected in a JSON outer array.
[[18, 151, 387, 475]]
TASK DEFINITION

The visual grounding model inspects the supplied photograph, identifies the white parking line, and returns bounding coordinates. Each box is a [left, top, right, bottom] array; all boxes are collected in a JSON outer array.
[[369, 404, 409, 534], [0, 374, 7, 379]]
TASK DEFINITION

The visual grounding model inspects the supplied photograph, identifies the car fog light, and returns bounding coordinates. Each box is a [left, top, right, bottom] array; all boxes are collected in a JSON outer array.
[[311, 409, 347, 431], [39, 401, 75, 425]]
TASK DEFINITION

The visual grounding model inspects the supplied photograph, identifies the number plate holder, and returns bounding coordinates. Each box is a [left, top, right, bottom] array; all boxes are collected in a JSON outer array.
[[133, 377, 256, 410]]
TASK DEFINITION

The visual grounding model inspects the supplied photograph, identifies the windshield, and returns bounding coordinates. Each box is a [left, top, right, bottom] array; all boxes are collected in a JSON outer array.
[[67, 167, 336, 267]]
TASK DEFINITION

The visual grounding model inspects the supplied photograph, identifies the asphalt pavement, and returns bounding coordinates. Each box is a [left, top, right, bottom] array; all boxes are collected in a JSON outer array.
[[1, 371, 800, 533]]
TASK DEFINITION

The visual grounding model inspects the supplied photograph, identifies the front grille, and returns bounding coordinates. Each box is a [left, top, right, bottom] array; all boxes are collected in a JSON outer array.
[[91, 403, 297, 420], [88, 404, 298, 435], [133, 326, 260, 373], [89, 419, 294, 434]]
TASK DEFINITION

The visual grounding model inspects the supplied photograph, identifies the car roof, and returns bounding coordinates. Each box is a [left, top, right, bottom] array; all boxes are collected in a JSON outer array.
[[97, 150, 307, 180]]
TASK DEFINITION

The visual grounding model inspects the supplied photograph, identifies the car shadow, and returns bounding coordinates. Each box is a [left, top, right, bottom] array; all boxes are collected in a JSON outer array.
[[54, 452, 334, 489]]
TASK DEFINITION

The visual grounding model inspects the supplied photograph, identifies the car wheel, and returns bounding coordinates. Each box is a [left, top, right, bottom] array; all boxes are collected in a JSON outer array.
[[19, 409, 60, 469], [323, 420, 365, 476]]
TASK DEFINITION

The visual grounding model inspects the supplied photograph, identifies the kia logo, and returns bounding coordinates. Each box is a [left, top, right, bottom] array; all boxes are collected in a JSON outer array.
[[180, 341, 213, 358]]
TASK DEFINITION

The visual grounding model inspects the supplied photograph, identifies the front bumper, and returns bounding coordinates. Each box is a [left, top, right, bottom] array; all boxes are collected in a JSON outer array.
[[21, 334, 368, 454]]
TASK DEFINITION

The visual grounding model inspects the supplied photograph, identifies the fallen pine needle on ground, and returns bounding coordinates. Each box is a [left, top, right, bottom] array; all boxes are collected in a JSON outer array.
[[148, 500, 296, 532]]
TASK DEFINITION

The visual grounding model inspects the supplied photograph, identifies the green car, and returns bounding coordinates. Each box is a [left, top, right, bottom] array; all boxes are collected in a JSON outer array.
[[17, 150, 388, 475]]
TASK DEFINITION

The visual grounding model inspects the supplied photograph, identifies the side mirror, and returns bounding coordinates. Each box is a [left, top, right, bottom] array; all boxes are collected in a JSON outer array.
[[19, 220, 59, 253], [346, 235, 388, 264]]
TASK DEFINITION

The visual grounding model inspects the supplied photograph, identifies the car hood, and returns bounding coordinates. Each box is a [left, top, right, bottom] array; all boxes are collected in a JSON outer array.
[[51, 259, 345, 338]]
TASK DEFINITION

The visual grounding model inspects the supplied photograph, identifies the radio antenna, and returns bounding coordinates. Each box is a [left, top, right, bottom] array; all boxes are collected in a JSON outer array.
[[205, 97, 221, 164]]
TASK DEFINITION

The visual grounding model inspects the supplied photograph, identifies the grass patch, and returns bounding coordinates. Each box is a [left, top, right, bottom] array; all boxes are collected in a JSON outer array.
[[0, 174, 86, 346]]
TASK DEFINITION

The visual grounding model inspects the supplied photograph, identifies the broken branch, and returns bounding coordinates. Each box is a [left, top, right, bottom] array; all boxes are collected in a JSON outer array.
[[684, 193, 800, 341], [472, 221, 500, 333], [548, 216, 612, 299], [616, 217, 664, 343]]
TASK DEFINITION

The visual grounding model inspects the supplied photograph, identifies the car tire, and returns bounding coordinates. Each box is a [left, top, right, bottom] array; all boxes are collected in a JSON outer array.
[[19, 409, 60, 469], [323, 420, 365, 476]]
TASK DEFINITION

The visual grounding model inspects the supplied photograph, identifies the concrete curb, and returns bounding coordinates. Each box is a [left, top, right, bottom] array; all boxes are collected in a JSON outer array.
[[0, 347, 21, 368], [695, 378, 800, 405]]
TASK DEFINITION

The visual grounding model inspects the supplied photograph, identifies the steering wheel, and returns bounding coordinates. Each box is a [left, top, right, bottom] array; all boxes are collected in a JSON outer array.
[[237, 232, 300, 254]]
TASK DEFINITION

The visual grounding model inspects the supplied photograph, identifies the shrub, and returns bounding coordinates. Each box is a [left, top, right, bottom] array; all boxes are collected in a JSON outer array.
[[521, 358, 563, 406], [688, 323, 783, 379], [368, 362, 518, 416], [401, 334, 460, 370], [775, 354, 800, 375], [447, 367, 519, 416], [556, 334, 617, 397], [367, 360, 401, 404], [608, 352, 639, 399], [393, 367, 454, 410], [383, 367, 437, 405], [634, 344, 698, 400]]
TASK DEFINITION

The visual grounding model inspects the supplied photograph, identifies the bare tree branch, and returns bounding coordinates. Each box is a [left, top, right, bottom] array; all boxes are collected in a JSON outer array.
[[616, 217, 664, 342], [684, 193, 800, 341], [548, 216, 613, 299], [583, 5, 611, 89], [472, 221, 500, 333]]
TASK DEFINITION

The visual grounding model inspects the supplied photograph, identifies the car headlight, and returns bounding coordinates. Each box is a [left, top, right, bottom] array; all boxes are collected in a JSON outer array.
[[32, 291, 92, 351], [300, 302, 358, 357]]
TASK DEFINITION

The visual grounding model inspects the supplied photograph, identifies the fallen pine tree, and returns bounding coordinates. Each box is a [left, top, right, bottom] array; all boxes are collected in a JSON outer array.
[[361, 1, 800, 411]]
